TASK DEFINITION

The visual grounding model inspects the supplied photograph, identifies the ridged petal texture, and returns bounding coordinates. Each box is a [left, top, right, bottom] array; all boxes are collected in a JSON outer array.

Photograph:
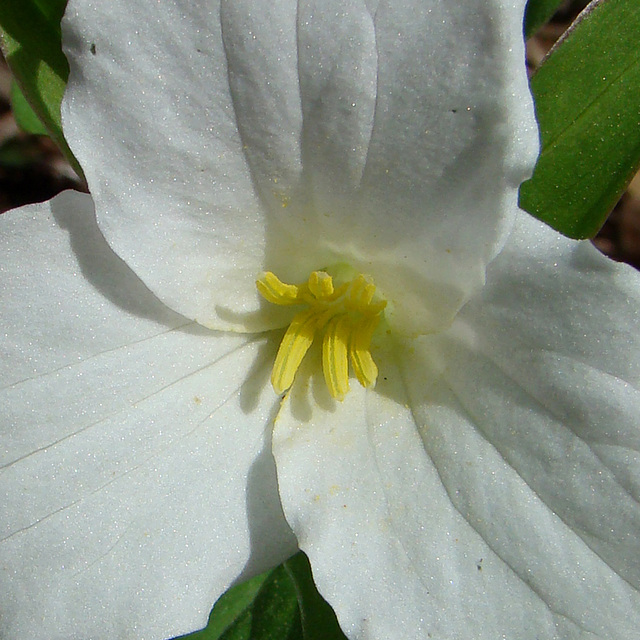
[[0, 193, 297, 639], [273, 212, 640, 640], [2, 0, 638, 639], [61, 0, 538, 334]]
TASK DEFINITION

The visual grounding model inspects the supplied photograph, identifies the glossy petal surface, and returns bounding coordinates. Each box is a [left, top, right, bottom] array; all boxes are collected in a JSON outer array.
[[61, 0, 538, 334], [0, 193, 297, 639]]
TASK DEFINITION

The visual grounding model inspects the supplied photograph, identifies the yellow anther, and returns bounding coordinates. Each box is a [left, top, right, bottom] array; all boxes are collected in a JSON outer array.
[[322, 315, 351, 400], [271, 308, 319, 394], [348, 275, 372, 307], [256, 269, 386, 399], [308, 271, 335, 298], [349, 315, 379, 388], [256, 272, 301, 305]]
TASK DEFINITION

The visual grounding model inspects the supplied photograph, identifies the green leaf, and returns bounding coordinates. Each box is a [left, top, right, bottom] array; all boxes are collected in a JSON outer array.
[[524, 0, 566, 38], [182, 565, 300, 640], [177, 553, 347, 640], [0, 0, 84, 178], [10, 80, 48, 135], [31, 0, 68, 24], [285, 553, 347, 640], [177, 571, 270, 640], [520, 0, 640, 238], [238, 565, 302, 640]]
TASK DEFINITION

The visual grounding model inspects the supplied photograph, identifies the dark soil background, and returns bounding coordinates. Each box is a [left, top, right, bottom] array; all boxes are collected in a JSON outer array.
[[1, 0, 638, 269]]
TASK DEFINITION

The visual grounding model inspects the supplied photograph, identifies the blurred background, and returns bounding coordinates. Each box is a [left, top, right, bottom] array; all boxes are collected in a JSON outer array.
[[1, 0, 638, 268]]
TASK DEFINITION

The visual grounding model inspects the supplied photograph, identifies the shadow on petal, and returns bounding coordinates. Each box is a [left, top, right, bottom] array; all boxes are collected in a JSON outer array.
[[51, 191, 201, 329]]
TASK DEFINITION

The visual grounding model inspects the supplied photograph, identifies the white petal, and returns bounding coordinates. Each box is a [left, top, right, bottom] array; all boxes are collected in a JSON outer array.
[[300, 0, 539, 335], [438, 211, 640, 584], [62, 0, 277, 332], [273, 215, 640, 639], [398, 215, 640, 637], [272, 357, 615, 639], [0, 194, 296, 639], [62, 0, 538, 334]]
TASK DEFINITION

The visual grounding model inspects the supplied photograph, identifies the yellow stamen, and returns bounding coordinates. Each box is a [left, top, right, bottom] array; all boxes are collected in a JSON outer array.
[[256, 271, 301, 305], [349, 314, 380, 388], [270, 308, 319, 394], [308, 270, 335, 298], [256, 269, 386, 399], [322, 315, 351, 400]]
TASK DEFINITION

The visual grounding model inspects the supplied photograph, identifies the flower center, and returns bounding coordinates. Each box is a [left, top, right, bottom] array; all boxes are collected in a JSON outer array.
[[256, 269, 387, 400]]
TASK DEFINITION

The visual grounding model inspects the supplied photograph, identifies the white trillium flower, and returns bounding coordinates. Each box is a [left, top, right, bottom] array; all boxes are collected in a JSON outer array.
[[1, 0, 640, 639]]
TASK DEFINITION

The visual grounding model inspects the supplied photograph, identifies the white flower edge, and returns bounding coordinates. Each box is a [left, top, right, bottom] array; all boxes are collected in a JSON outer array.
[[273, 212, 640, 639], [0, 192, 297, 640], [61, 0, 538, 335]]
